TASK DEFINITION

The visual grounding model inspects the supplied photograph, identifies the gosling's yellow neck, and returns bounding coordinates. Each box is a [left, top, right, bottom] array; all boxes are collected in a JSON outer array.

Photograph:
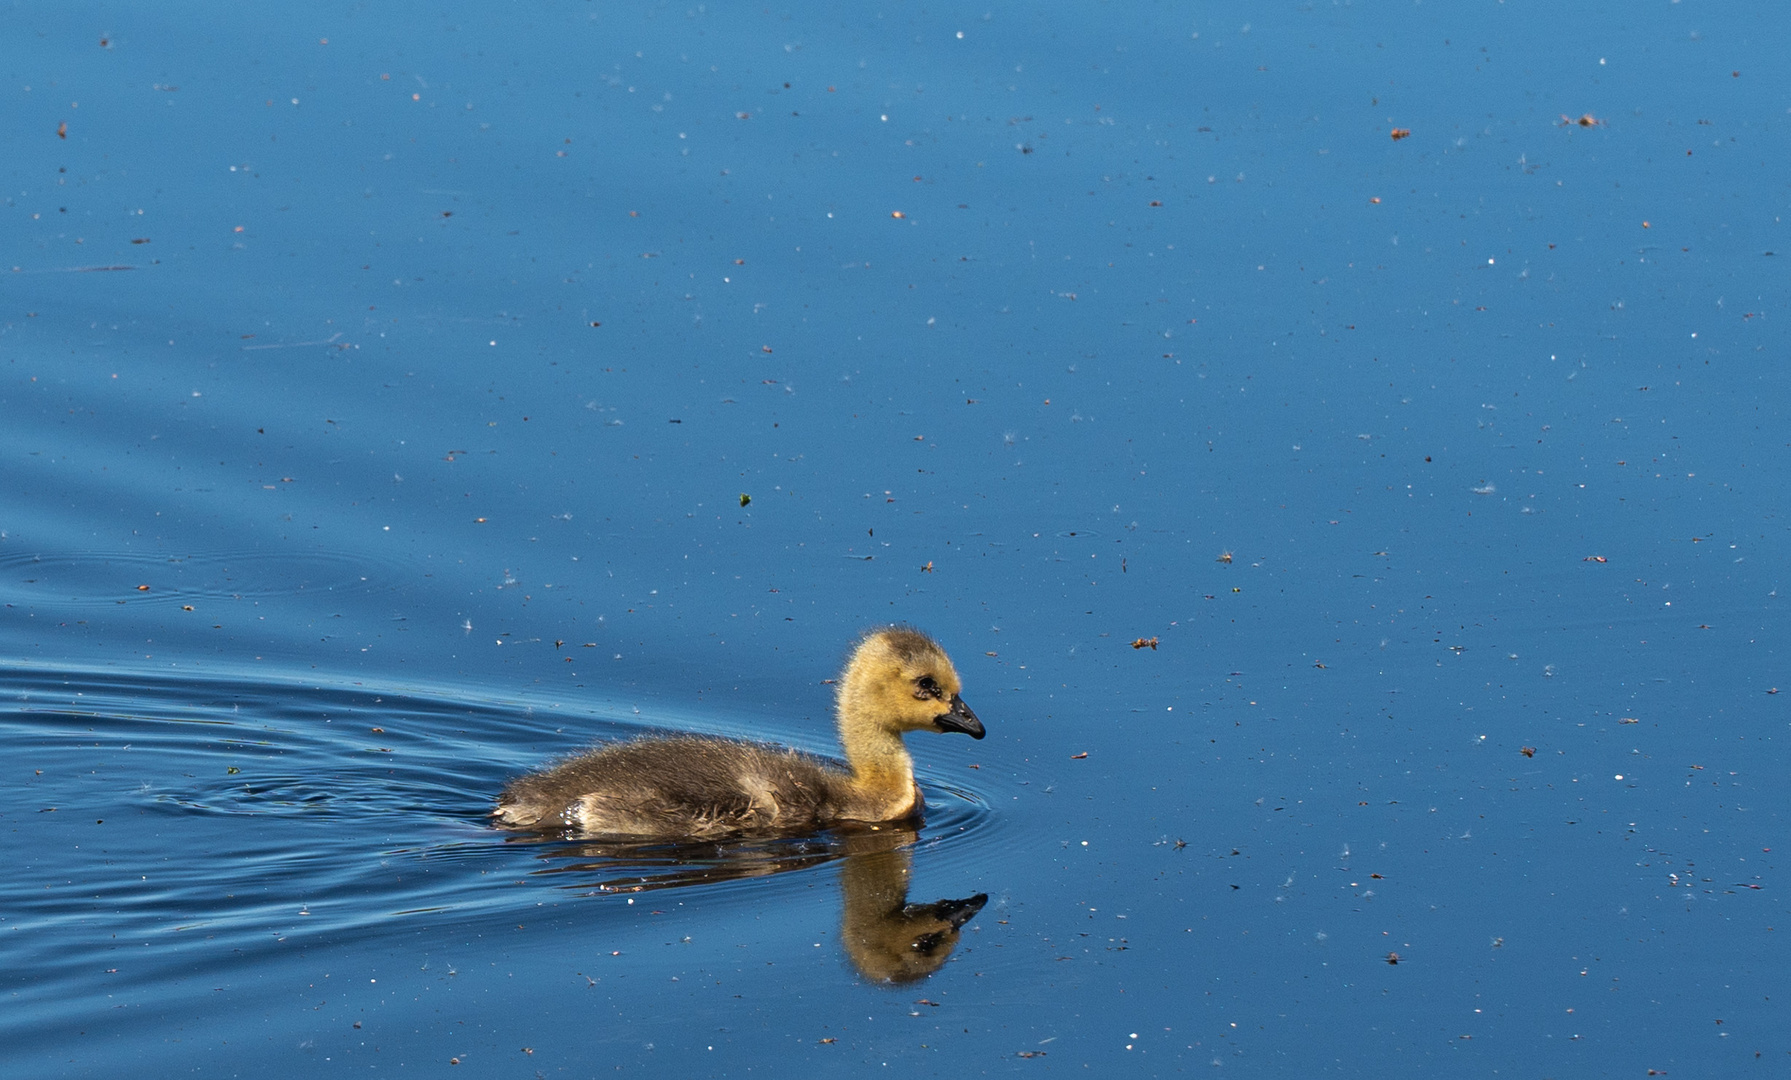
[[838, 722, 918, 818]]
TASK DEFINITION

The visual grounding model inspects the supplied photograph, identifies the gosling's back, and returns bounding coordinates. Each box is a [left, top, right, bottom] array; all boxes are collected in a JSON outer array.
[[494, 736, 860, 837]]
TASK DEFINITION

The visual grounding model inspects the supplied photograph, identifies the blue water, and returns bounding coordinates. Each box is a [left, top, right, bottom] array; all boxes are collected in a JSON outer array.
[[5, 1, 1786, 1075]]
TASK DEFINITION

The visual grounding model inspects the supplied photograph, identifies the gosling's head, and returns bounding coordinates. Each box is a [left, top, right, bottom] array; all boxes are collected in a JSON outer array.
[[838, 626, 984, 740]]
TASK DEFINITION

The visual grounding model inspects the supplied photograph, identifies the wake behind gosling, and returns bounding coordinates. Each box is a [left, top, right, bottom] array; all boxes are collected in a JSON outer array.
[[492, 627, 985, 838]]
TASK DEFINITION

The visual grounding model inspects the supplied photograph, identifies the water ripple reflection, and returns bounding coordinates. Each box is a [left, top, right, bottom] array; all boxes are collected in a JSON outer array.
[[0, 663, 994, 1026]]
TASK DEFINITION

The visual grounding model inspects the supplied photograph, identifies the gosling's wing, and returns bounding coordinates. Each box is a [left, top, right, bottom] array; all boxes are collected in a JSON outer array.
[[592, 741, 841, 836]]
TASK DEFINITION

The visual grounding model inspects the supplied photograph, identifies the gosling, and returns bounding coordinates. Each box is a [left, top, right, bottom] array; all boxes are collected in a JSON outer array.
[[492, 627, 985, 837]]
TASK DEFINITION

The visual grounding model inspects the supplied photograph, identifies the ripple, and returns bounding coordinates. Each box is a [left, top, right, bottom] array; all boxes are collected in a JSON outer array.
[[0, 548, 413, 608], [1, 661, 1007, 1061], [1, 663, 998, 939]]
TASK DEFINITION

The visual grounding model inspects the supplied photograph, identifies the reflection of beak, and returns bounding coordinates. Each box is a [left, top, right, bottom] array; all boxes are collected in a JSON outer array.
[[935, 695, 985, 739], [907, 893, 989, 956], [921, 893, 988, 931]]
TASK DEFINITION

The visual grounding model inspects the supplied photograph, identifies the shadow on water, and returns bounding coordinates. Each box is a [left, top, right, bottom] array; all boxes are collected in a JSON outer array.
[[508, 822, 988, 983]]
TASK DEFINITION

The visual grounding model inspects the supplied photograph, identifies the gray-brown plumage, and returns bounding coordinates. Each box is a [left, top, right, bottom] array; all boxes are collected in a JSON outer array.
[[492, 627, 984, 837]]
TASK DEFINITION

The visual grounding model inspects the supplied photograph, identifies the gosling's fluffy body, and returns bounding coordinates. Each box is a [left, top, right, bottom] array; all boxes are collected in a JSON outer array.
[[496, 737, 880, 837], [493, 627, 983, 837]]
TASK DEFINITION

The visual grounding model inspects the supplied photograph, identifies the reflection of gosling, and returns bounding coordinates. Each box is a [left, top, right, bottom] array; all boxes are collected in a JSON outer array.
[[493, 627, 985, 837], [839, 832, 987, 983]]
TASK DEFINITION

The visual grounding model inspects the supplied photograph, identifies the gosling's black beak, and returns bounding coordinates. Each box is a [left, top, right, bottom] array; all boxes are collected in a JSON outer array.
[[934, 695, 985, 739]]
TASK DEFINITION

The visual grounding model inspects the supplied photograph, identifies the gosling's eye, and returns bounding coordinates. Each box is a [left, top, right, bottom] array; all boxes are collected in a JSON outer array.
[[914, 676, 941, 700]]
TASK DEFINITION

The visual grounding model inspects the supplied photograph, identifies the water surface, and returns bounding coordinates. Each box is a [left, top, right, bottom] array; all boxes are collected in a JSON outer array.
[[4, 1, 1786, 1075]]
